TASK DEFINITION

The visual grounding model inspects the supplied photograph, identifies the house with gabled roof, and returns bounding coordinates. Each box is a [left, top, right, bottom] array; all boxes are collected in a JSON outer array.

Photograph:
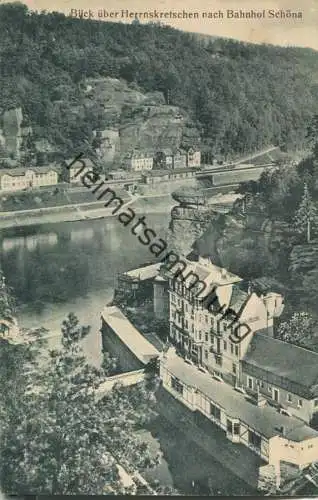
[[185, 146, 201, 167], [172, 148, 187, 169], [164, 255, 284, 386], [160, 347, 318, 474], [125, 150, 153, 171], [242, 333, 318, 425], [0, 166, 60, 192]]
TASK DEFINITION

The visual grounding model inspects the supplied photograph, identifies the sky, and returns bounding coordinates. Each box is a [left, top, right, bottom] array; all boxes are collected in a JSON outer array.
[[15, 0, 318, 50]]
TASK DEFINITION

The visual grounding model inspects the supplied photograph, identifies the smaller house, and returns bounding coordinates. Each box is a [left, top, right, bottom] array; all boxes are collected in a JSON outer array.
[[153, 149, 173, 169], [160, 347, 318, 473], [169, 168, 197, 180], [100, 306, 159, 373], [115, 262, 162, 306], [0, 166, 60, 192], [62, 158, 96, 183], [242, 333, 318, 425], [125, 151, 153, 172], [186, 147, 201, 167], [141, 168, 196, 185], [172, 149, 187, 169], [141, 170, 170, 184]]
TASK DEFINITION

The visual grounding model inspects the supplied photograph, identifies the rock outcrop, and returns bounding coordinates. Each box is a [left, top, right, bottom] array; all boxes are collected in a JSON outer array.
[[83, 77, 200, 158]]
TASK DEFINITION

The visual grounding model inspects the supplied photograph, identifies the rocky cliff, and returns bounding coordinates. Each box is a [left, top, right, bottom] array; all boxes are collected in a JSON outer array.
[[83, 77, 200, 161], [168, 193, 317, 296], [165, 187, 220, 256]]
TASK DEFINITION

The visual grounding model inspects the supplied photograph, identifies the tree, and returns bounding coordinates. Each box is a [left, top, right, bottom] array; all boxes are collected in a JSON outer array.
[[0, 313, 160, 495], [0, 271, 16, 320], [276, 311, 316, 347], [294, 183, 317, 243]]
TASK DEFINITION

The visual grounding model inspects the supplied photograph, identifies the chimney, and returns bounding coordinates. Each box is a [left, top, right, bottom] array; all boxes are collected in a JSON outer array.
[[256, 391, 267, 408], [221, 268, 227, 279]]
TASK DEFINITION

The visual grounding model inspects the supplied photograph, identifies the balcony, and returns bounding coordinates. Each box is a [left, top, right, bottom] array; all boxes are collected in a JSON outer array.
[[209, 346, 221, 355], [210, 327, 222, 337]]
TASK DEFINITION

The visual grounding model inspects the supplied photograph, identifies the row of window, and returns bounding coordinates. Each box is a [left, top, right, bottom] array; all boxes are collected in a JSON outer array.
[[171, 297, 235, 335], [171, 375, 265, 451], [246, 376, 308, 408]]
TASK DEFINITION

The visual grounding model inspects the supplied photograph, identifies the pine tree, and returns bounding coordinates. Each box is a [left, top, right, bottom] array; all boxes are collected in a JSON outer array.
[[0, 313, 160, 495], [294, 183, 317, 243]]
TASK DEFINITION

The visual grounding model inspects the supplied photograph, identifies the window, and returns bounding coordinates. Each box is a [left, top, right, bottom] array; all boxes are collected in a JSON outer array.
[[298, 399, 303, 408], [248, 377, 253, 389], [227, 419, 232, 433], [210, 403, 221, 421], [273, 388, 279, 403], [268, 386, 272, 393], [232, 364, 237, 374], [223, 340, 227, 351], [231, 343, 234, 354], [287, 394, 292, 403], [216, 338, 221, 354], [204, 349, 208, 360], [215, 355, 222, 366], [199, 332, 202, 341], [205, 315, 209, 323], [171, 377, 183, 395], [217, 321, 220, 334], [205, 333, 209, 342], [235, 345, 239, 356], [233, 423, 240, 435], [248, 430, 261, 449]]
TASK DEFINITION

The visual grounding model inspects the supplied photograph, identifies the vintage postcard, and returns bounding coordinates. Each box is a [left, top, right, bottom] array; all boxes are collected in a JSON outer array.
[[0, 0, 318, 496]]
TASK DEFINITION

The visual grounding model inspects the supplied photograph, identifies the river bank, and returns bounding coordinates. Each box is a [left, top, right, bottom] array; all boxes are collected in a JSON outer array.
[[0, 187, 240, 231], [0, 194, 176, 230]]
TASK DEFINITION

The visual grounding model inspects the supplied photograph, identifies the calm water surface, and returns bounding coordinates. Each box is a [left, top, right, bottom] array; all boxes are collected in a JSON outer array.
[[0, 215, 168, 364], [0, 216, 256, 495]]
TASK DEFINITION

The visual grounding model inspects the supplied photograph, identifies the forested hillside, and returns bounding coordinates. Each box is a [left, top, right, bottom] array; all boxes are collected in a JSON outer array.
[[1, 2, 318, 156]]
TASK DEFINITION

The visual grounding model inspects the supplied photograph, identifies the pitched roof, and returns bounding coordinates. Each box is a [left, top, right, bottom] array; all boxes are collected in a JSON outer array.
[[143, 169, 169, 177], [0, 166, 60, 178], [126, 151, 153, 159], [101, 306, 159, 365], [243, 333, 318, 395], [124, 262, 161, 281], [228, 285, 249, 315], [163, 352, 318, 442], [162, 257, 241, 299]]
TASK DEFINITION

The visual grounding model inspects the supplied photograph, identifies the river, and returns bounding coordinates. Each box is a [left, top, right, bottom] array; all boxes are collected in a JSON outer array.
[[0, 215, 169, 364], [0, 216, 256, 496]]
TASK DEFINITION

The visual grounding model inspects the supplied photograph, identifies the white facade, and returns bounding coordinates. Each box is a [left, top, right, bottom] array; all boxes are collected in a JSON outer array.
[[0, 168, 59, 192], [187, 148, 201, 167], [69, 164, 93, 183], [160, 349, 318, 473], [167, 257, 283, 384], [126, 154, 153, 172]]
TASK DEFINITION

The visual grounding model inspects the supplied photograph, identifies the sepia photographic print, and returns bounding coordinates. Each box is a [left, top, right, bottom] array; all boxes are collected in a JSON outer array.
[[1, 0, 318, 496]]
